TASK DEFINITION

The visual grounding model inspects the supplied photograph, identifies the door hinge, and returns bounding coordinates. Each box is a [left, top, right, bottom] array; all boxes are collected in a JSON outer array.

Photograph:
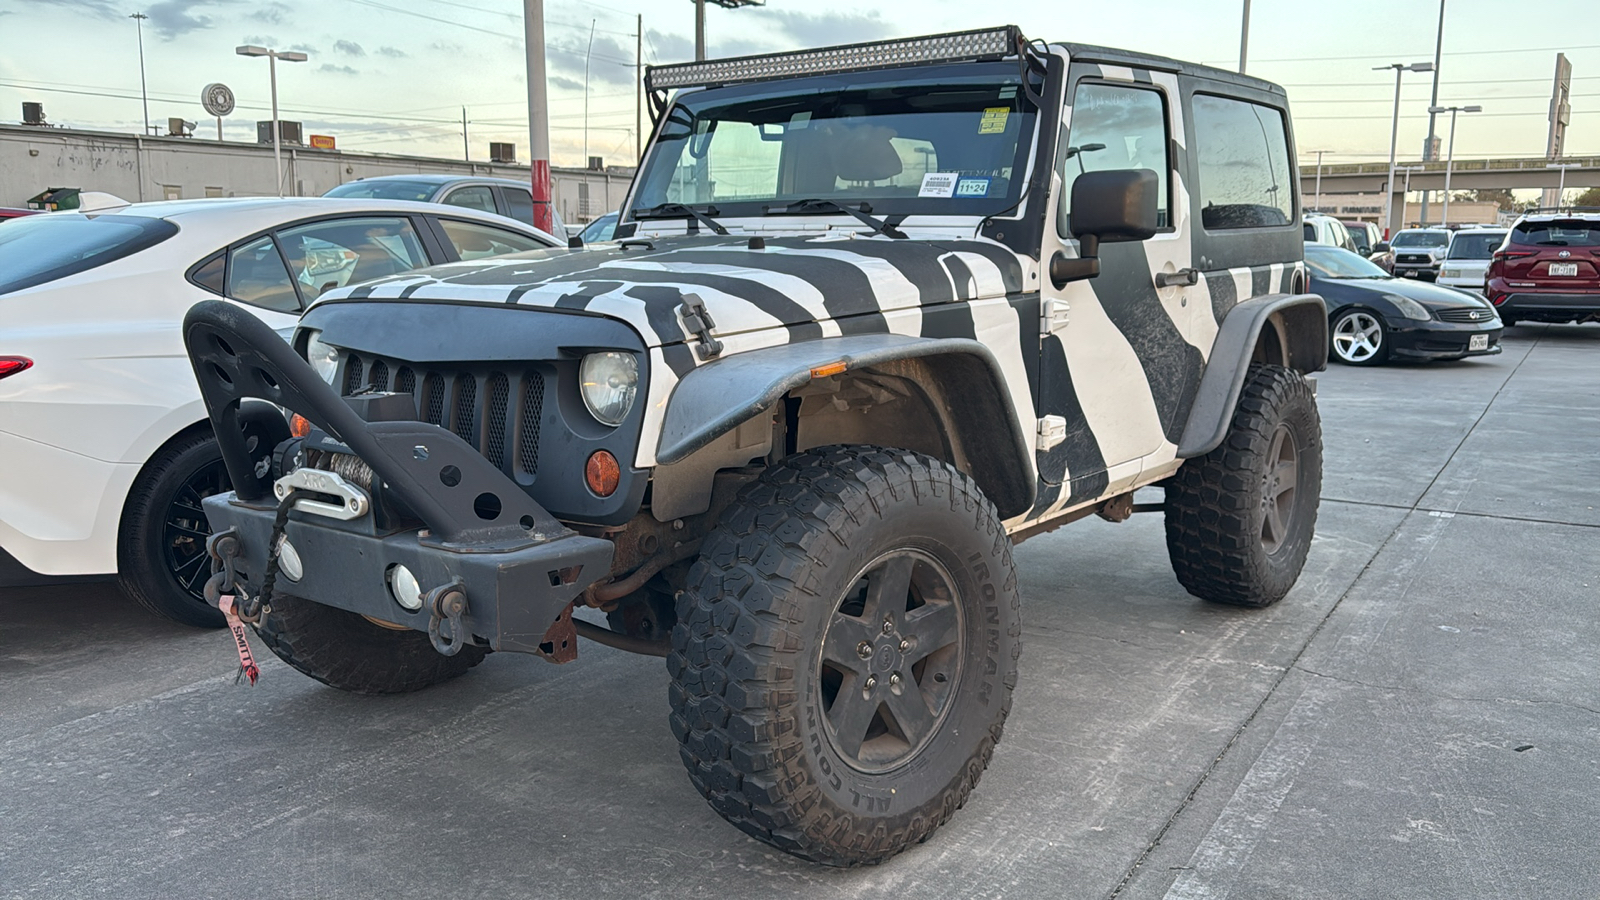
[[677, 293, 723, 361], [1037, 415, 1067, 451], [1041, 296, 1070, 333]]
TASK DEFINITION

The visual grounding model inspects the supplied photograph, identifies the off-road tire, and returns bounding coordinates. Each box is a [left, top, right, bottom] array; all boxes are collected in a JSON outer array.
[[118, 432, 229, 628], [667, 445, 1021, 866], [1165, 364, 1322, 608], [255, 593, 487, 693]]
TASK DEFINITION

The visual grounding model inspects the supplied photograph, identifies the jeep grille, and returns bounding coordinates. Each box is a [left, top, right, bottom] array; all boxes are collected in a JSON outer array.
[[340, 352, 546, 479]]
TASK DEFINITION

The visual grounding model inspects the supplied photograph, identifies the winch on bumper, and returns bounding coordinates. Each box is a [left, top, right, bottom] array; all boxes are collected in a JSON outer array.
[[183, 299, 614, 660]]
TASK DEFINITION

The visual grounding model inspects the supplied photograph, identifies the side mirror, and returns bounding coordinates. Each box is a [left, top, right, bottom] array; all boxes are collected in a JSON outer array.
[[1373, 241, 1391, 254], [1050, 169, 1160, 288]]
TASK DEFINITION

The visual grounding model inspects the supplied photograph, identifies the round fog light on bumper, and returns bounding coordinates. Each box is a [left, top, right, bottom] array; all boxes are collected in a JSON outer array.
[[387, 564, 423, 610], [275, 536, 304, 582]]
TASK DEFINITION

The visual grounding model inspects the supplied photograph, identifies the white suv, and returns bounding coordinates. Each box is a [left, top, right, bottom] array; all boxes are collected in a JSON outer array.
[[1437, 227, 1507, 295], [1303, 213, 1356, 252]]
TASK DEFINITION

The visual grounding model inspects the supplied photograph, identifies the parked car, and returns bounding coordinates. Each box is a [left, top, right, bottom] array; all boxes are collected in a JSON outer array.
[[1303, 213, 1357, 252], [1305, 243, 1501, 365], [578, 210, 618, 243], [1486, 212, 1600, 327], [1389, 227, 1451, 280], [0, 197, 559, 626], [1437, 226, 1507, 295], [1344, 220, 1395, 273], [185, 28, 1327, 865], [323, 174, 568, 236]]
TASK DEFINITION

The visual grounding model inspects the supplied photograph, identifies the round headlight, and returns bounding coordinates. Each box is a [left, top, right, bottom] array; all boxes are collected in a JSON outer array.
[[579, 352, 639, 427], [304, 330, 339, 385]]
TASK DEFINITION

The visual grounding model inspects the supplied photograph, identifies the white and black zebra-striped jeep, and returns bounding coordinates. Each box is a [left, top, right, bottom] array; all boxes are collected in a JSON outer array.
[[185, 26, 1326, 866]]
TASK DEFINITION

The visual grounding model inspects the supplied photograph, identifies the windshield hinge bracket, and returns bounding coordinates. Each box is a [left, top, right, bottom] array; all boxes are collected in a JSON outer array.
[[678, 293, 724, 361]]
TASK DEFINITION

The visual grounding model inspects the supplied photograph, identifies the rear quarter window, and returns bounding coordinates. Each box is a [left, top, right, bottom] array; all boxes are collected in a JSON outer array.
[[1192, 93, 1294, 230], [0, 214, 179, 295]]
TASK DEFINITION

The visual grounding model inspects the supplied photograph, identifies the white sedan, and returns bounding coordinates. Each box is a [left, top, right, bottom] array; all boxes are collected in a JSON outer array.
[[0, 197, 558, 626]]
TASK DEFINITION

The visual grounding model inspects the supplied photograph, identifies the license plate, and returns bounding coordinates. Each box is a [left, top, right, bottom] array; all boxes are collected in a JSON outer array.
[[1469, 334, 1489, 351], [1403, 270, 1418, 277], [1549, 262, 1579, 276]]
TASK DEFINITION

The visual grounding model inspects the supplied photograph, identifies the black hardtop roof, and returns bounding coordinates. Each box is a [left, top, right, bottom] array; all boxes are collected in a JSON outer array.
[[1057, 42, 1286, 97]]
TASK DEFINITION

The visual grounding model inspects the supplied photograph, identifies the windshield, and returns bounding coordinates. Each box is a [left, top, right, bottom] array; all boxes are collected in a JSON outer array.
[[1392, 230, 1449, 248], [631, 64, 1036, 221], [1305, 243, 1389, 279], [323, 180, 438, 202], [1511, 220, 1600, 247], [1348, 226, 1371, 253], [0, 214, 178, 294], [1447, 232, 1505, 259], [580, 212, 618, 243]]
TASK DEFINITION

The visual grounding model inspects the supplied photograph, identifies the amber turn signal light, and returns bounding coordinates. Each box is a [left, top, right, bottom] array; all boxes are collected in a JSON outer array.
[[585, 450, 621, 497], [290, 413, 312, 438]]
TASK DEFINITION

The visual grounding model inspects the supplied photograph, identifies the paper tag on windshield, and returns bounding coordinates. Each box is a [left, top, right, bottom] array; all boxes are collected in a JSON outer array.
[[919, 173, 958, 198]]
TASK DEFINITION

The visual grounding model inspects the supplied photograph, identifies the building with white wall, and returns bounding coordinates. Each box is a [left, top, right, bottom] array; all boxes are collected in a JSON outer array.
[[0, 124, 633, 225]]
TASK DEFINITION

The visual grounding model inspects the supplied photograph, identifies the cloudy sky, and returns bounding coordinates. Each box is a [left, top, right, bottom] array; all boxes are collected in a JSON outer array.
[[2, 0, 1594, 171]]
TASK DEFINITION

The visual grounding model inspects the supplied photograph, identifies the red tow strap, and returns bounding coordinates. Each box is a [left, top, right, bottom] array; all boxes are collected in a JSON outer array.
[[218, 595, 261, 686]]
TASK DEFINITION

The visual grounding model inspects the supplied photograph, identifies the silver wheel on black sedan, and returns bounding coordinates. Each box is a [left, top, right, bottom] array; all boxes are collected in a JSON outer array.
[[1330, 310, 1389, 366]]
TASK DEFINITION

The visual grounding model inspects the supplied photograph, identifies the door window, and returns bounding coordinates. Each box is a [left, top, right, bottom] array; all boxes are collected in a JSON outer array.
[[502, 187, 534, 223], [441, 185, 497, 213], [1192, 94, 1294, 229], [438, 219, 551, 260], [275, 216, 428, 299], [1057, 82, 1171, 235], [226, 236, 299, 312]]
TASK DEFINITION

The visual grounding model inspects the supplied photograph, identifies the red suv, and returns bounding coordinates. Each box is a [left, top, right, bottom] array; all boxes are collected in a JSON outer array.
[[1486, 213, 1600, 327]]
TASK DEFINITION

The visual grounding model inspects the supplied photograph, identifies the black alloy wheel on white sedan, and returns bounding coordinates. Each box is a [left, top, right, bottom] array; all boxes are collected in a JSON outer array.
[[1330, 309, 1389, 366]]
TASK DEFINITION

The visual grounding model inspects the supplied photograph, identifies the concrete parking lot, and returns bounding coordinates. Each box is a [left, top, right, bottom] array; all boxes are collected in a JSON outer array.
[[4, 324, 1598, 900]]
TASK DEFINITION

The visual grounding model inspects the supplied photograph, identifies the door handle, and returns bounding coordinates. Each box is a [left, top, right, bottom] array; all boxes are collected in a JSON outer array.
[[1155, 267, 1199, 288]]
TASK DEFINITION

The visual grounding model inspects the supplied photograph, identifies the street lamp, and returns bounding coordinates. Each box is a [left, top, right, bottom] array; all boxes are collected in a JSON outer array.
[[235, 44, 308, 197], [692, 0, 762, 62], [1427, 104, 1480, 226], [1375, 61, 1435, 237], [130, 12, 151, 137], [1304, 149, 1329, 212], [1397, 165, 1425, 228], [1546, 161, 1580, 210]]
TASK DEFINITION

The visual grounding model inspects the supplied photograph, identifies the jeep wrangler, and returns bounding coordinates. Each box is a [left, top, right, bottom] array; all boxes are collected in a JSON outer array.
[[185, 26, 1326, 867]]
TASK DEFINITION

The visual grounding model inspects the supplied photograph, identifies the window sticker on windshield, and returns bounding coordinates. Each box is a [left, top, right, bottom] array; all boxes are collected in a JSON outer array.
[[955, 178, 990, 197], [979, 108, 1010, 134], [919, 173, 959, 198]]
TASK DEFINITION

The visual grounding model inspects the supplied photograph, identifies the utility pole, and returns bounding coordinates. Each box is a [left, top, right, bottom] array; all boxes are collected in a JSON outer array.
[[636, 13, 643, 162], [1419, 0, 1447, 224], [462, 107, 469, 161], [130, 12, 150, 136], [523, 0, 554, 233], [584, 19, 595, 169], [1238, 0, 1251, 74], [695, 0, 706, 61]]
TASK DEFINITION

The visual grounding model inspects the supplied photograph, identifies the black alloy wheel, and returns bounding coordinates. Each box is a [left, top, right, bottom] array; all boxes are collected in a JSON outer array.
[[163, 458, 229, 604]]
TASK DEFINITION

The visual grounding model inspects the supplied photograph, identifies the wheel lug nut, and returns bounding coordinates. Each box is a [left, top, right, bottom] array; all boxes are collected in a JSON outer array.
[[857, 641, 873, 659], [889, 673, 901, 687], [882, 619, 894, 634], [898, 639, 910, 652], [865, 675, 877, 690]]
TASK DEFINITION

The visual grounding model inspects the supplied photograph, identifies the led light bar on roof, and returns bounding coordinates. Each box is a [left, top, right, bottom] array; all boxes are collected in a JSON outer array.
[[645, 26, 1021, 93]]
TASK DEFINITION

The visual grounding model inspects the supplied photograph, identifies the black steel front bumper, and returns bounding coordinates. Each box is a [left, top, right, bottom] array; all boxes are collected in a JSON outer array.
[[182, 299, 614, 656]]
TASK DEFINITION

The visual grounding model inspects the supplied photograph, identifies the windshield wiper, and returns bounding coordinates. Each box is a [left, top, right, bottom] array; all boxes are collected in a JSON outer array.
[[763, 199, 907, 239], [632, 202, 729, 235]]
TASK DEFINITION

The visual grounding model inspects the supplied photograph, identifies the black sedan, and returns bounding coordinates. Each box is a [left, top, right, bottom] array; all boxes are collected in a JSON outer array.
[[1305, 244, 1503, 366]]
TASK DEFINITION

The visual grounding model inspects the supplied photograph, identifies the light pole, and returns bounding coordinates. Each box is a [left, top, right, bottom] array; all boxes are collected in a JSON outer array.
[[1546, 162, 1579, 209], [130, 12, 151, 136], [692, 0, 762, 62], [1397, 165, 1425, 228], [523, 0, 554, 233], [584, 19, 595, 171], [235, 45, 308, 197], [1428, 104, 1480, 226], [1375, 61, 1435, 237], [1305, 149, 1328, 212], [1419, 0, 1446, 224], [1239, 0, 1251, 73]]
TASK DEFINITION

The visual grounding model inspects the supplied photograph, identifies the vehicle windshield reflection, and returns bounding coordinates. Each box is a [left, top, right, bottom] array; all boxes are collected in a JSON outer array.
[[1305, 244, 1390, 279]]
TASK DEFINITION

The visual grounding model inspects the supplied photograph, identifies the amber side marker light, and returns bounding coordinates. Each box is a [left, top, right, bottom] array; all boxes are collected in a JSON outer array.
[[586, 450, 621, 497], [290, 414, 312, 437], [809, 360, 848, 378], [0, 356, 34, 380]]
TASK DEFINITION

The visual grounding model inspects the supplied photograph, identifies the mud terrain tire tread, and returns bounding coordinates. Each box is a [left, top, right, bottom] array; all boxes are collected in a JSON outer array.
[[667, 445, 1021, 866], [255, 593, 486, 694], [1165, 364, 1322, 608]]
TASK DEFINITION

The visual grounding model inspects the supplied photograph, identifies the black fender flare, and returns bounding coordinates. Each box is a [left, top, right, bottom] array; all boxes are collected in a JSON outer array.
[[654, 333, 1036, 518], [1176, 293, 1328, 458]]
